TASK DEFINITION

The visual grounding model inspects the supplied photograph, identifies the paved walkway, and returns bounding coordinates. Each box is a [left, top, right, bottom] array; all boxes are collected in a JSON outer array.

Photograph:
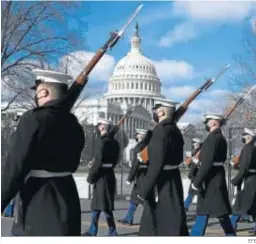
[[1, 199, 255, 236]]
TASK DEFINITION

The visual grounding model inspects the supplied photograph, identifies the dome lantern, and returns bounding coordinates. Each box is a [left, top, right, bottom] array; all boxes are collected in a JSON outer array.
[[130, 22, 141, 54]]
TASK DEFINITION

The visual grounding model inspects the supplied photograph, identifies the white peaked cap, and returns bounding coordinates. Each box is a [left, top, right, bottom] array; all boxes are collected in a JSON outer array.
[[244, 128, 256, 137], [135, 128, 147, 135], [153, 99, 178, 110], [31, 69, 73, 89], [203, 113, 224, 122], [192, 138, 202, 143], [97, 118, 113, 125]]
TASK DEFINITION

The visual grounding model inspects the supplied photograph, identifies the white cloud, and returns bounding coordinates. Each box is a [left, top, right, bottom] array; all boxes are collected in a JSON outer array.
[[172, 1, 256, 23], [162, 85, 196, 100], [159, 21, 199, 47], [159, 1, 256, 47], [162, 86, 231, 124], [190, 99, 216, 112], [153, 59, 196, 83], [58, 51, 116, 83], [180, 112, 201, 124], [137, 6, 172, 26], [190, 97, 228, 113], [207, 89, 231, 98]]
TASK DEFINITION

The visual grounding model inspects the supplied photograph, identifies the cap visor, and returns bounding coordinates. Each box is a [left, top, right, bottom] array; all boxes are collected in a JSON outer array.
[[152, 105, 161, 110], [30, 79, 43, 90]]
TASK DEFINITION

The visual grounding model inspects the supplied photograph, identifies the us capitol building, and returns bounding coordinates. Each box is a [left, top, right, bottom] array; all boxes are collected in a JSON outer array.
[[74, 24, 165, 135], [1, 24, 195, 164], [73, 24, 194, 162]]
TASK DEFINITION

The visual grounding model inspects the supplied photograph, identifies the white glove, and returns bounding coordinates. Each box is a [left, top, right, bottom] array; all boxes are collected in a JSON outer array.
[[137, 153, 143, 162], [126, 181, 131, 185], [137, 194, 145, 202], [229, 160, 234, 166], [192, 157, 199, 164]]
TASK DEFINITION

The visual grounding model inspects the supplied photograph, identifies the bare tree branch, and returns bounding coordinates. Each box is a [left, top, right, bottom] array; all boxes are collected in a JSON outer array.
[[1, 0, 87, 112], [1, 92, 22, 112], [227, 26, 256, 128]]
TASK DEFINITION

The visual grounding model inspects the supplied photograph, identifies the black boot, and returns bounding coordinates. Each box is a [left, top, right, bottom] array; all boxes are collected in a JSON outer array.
[[82, 232, 94, 236], [118, 219, 133, 226]]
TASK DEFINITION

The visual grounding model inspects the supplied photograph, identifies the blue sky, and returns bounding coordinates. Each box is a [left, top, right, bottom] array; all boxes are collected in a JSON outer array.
[[58, 1, 256, 122]]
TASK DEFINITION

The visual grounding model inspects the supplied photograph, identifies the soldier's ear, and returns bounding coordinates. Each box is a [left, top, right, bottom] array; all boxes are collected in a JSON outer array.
[[207, 120, 214, 127], [40, 89, 49, 98], [159, 109, 165, 117]]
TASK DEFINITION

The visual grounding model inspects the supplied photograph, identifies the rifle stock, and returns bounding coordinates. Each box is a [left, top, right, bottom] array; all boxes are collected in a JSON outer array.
[[222, 101, 241, 122], [231, 154, 240, 167]]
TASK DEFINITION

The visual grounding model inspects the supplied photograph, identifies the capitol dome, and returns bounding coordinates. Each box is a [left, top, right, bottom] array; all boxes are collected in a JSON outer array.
[[103, 23, 164, 111]]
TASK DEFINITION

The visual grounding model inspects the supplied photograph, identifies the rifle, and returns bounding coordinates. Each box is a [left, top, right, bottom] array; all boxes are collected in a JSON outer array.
[[222, 84, 256, 124], [62, 4, 143, 110], [139, 65, 230, 164], [108, 104, 139, 137], [173, 64, 230, 122]]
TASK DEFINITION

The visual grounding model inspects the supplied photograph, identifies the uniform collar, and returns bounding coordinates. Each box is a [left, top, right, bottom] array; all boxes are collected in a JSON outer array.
[[210, 127, 222, 134], [101, 133, 110, 139], [41, 99, 61, 108], [159, 117, 175, 126]]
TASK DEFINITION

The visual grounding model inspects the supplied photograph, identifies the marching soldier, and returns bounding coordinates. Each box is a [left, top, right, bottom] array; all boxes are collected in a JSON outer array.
[[190, 113, 236, 236], [1, 69, 85, 236], [229, 153, 251, 224], [230, 128, 256, 235], [136, 102, 189, 236], [184, 138, 203, 211], [85, 118, 120, 236], [118, 128, 149, 225]]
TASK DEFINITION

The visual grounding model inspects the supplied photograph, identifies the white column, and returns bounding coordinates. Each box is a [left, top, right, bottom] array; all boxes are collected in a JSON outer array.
[[131, 117, 134, 135], [144, 98, 147, 108], [124, 115, 127, 134], [128, 117, 132, 138]]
